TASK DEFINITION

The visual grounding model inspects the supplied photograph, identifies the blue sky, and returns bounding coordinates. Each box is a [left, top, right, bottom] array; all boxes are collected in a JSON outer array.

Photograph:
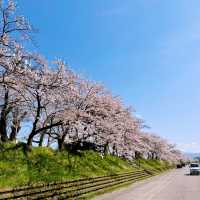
[[18, 0, 200, 152]]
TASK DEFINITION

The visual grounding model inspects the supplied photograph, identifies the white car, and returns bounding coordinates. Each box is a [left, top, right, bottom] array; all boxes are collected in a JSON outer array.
[[189, 163, 200, 175]]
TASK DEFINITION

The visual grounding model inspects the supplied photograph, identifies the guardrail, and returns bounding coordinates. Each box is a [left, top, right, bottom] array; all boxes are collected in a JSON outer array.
[[0, 169, 158, 199]]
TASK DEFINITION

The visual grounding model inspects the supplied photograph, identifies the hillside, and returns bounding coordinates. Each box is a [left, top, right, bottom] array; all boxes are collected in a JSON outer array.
[[0, 143, 171, 189]]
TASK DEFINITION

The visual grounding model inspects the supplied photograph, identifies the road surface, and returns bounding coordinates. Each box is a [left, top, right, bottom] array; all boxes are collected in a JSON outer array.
[[94, 167, 200, 200]]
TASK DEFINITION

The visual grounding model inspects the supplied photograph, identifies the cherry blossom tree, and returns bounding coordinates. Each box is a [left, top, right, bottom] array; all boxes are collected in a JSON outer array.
[[0, 0, 33, 142], [0, 0, 185, 165]]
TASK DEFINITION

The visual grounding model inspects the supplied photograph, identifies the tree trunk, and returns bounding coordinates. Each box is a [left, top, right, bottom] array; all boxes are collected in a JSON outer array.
[[58, 138, 64, 151], [112, 144, 118, 156], [0, 113, 8, 142], [10, 124, 20, 141], [58, 132, 67, 151], [10, 110, 20, 142], [39, 132, 45, 147], [47, 135, 51, 147], [27, 94, 41, 148], [10, 110, 27, 142], [103, 142, 109, 155], [135, 151, 141, 159], [0, 90, 10, 142]]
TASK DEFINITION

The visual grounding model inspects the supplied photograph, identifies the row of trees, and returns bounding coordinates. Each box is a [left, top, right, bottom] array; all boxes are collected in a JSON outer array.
[[0, 0, 184, 163]]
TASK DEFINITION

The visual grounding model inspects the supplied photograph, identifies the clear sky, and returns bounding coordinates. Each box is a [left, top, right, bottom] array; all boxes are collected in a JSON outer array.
[[18, 0, 200, 153]]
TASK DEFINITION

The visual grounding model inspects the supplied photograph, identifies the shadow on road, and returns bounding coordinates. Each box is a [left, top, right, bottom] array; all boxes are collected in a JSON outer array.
[[184, 173, 200, 176]]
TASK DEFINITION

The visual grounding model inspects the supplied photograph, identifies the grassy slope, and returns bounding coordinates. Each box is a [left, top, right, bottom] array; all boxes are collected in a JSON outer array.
[[0, 143, 171, 189], [135, 158, 172, 171]]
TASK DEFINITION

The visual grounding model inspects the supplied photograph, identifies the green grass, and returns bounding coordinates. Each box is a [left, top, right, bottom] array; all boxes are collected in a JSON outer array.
[[135, 158, 173, 172], [0, 143, 172, 189]]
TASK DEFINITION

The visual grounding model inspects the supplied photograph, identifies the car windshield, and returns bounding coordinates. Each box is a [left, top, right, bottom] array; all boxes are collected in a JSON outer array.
[[190, 164, 199, 168]]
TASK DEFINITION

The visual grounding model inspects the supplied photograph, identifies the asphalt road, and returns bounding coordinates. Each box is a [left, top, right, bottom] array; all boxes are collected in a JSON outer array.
[[94, 167, 200, 200]]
